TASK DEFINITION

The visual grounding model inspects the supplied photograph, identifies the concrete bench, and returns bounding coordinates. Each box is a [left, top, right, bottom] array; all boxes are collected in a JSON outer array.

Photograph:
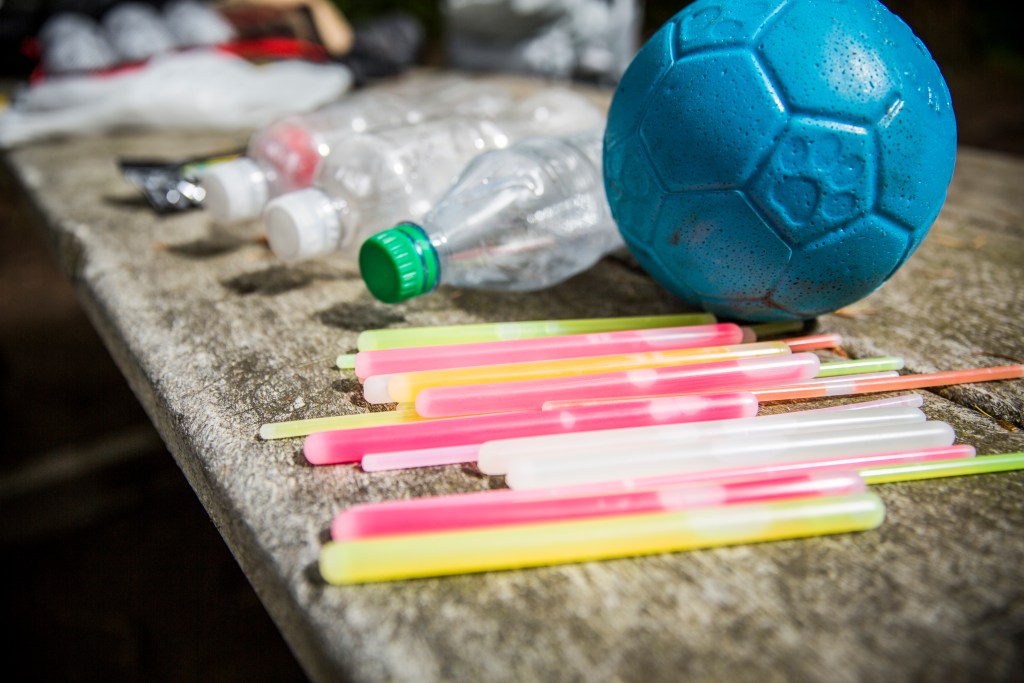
[[3, 72, 1023, 682]]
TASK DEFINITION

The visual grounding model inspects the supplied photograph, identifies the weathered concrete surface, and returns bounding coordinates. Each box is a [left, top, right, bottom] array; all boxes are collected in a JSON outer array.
[[2, 74, 1023, 682]]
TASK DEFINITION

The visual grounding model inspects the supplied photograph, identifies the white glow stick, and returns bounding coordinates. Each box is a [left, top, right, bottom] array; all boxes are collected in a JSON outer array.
[[504, 420, 955, 489], [477, 405, 927, 475]]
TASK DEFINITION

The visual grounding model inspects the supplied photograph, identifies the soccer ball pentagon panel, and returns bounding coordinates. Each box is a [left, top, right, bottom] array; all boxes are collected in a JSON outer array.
[[603, 0, 957, 321]]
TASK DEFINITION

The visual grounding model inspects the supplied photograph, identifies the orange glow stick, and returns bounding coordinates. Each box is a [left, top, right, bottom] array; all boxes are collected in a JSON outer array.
[[754, 365, 1023, 402]]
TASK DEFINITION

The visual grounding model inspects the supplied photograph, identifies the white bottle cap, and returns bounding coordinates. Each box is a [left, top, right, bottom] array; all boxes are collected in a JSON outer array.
[[263, 188, 343, 262], [200, 157, 270, 224]]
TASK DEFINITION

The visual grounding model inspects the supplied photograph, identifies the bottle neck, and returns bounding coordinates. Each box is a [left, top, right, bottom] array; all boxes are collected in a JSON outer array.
[[414, 216, 448, 271], [401, 222, 444, 294], [325, 192, 358, 248], [359, 222, 444, 303]]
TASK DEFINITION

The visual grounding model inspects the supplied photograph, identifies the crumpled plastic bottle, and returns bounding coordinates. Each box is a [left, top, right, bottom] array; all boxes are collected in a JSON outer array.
[[359, 129, 624, 303], [200, 77, 513, 224], [262, 88, 605, 262]]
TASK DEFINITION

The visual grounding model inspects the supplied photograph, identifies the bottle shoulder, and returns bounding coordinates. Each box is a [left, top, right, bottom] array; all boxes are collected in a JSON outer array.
[[506, 132, 605, 194]]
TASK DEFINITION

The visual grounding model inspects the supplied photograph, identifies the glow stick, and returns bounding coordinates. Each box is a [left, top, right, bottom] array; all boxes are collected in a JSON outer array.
[[303, 392, 757, 465], [815, 356, 903, 377], [258, 408, 424, 440], [341, 321, 806, 370], [536, 368, 905, 411], [340, 448, 1017, 541], [331, 471, 866, 540], [414, 353, 821, 418], [778, 333, 842, 351], [360, 395, 928, 471], [476, 404, 927, 475], [504, 420, 955, 489], [754, 365, 1024, 401], [349, 323, 750, 379], [554, 445, 974, 496], [812, 394, 924, 411], [363, 444, 481, 472], [356, 312, 717, 351], [860, 451, 1024, 484], [536, 393, 920, 420], [318, 493, 886, 584], [364, 341, 791, 404], [343, 445, 973, 517]]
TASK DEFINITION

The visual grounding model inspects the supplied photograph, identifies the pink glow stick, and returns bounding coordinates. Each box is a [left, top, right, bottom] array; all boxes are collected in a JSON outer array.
[[352, 323, 750, 380], [414, 353, 821, 418], [351, 327, 840, 380], [364, 341, 790, 405], [334, 445, 974, 518], [753, 365, 1024, 401], [304, 392, 758, 465], [330, 470, 866, 540], [538, 371, 900, 410]]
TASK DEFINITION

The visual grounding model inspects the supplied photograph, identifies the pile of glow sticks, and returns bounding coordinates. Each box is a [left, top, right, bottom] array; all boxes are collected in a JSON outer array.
[[258, 313, 1024, 584]]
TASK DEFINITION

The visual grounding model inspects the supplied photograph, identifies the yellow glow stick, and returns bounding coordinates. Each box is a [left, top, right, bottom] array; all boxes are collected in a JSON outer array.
[[364, 341, 791, 404], [258, 409, 424, 440], [319, 493, 884, 583]]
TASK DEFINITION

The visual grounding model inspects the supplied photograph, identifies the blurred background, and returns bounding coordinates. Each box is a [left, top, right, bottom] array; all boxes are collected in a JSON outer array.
[[0, 1, 1021, 680]]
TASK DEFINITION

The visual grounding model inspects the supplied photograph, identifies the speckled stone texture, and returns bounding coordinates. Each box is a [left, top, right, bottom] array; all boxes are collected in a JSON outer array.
[[3, 73, 1022, 683]]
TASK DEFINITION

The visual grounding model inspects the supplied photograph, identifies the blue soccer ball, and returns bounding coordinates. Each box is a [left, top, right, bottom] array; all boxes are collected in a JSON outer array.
[[603, 0, 957, 321]]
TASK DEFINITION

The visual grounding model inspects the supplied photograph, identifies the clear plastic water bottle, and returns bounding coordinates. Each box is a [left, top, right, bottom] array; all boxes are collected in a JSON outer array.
[[358, 129, 624, 303], [200, 78, 513, 223], [263, 88, 605, 262]]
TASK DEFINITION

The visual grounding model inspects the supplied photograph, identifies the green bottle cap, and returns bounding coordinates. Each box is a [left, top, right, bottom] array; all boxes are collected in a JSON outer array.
[[360, 222, 440, 303]]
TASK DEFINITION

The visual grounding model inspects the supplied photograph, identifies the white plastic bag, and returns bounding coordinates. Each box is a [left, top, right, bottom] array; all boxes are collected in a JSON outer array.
[[444, 0, 641, 83], [0, 50, 353, 148]]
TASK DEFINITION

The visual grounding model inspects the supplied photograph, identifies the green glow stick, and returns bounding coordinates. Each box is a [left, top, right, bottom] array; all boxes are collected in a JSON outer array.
[[258, 409, 424, 440], [337, 354, 357, 369], [816, 357, 904, 378], [861, 452, 1024, 484], [356, 313, 717, 351]]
